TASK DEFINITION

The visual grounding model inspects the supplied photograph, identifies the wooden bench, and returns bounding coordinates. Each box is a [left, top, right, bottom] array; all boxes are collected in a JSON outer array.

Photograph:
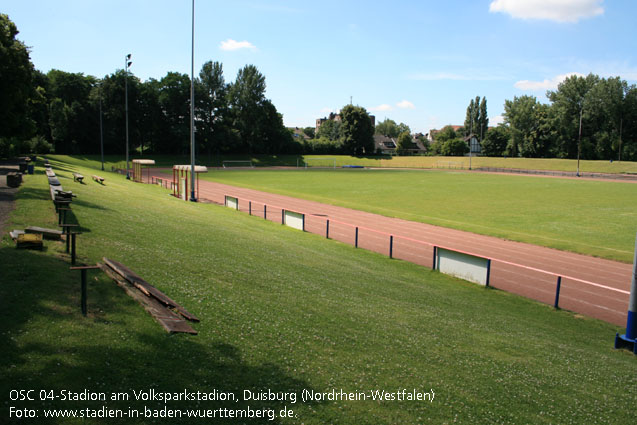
[[15, 232, 43, 250], [100, 258, 199, 334], [6, 172, 22, 188], [92, 175, 105, 184], [25, 226, 63, 240], [72, 172, 84, 183]]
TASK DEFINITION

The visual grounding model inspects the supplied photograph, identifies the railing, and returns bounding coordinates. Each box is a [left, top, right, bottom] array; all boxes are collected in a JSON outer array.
[[223, 193, 629, 325]]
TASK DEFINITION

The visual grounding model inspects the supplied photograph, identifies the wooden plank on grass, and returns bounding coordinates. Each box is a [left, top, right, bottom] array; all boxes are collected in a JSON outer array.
[[99, 264, 197, 334], [25, 226, 63, 240], [102, 258, 200, 322]]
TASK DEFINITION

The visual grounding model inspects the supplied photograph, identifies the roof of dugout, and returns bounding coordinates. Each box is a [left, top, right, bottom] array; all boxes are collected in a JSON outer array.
[[173, 165, 208, 173]]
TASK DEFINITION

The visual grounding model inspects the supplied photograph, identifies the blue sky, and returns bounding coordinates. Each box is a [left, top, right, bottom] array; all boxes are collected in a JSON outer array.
[[4, 0, 636, 134]]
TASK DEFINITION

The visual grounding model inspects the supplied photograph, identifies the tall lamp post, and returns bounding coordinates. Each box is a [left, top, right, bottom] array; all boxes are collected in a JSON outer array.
[[125, 54, 132, 179], [99, 81, 104, 171], [189, 0, 197, 201], [576, 105, 582, 177]]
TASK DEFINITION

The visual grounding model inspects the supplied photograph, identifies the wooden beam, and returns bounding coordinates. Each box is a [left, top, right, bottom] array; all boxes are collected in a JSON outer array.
[[102, 258, 199, 322], [99, 264, 197, 334]]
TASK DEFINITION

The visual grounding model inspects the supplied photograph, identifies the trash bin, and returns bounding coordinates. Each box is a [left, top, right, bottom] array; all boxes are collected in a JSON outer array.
[[27, 164, 35, 174]]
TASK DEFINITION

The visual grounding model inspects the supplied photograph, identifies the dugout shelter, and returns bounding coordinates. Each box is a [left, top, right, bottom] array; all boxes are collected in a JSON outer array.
[[131, 159, 156, 183], [172, 165, 208, 201]]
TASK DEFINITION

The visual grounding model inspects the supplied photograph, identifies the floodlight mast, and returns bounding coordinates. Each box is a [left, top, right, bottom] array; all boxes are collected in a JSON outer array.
[[125, 54, 132, 179], [99, 81, 104, 171], [189, 0, 197, 201]]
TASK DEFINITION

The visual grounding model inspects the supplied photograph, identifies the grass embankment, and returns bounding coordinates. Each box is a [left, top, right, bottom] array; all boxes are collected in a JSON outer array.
[[204, 169, 637, 263], [48, 154, 637, 175], [2, 158, 635, 424]]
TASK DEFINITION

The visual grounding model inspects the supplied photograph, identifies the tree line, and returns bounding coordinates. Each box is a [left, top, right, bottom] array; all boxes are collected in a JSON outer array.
[[434, 75, 637, 160], [1, 14, 300, 159]]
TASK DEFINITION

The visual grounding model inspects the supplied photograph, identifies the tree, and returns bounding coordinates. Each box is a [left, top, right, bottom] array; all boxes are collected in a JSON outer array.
[[478, 97, 489, 142], [396, 131, 413, 155], [481, 125, 510, 156], [464, 97, 479, 137], [302, 127, 315, 139], [339, 104, 374, 155], [546, 73, 599, 159], [46, 69, 97, 153], [158, 72, 191, 153], [0, 14, 35, 143], [316, 119, 341, 141], [519, 103, 555, 158], [196, 61, 233, 156], [397, 122, 411, 135], [434, 125, 457, 143], [441, 138, 468, 156], [464, 96, 488, 143], [503, 95, 543, 157], [586, 77, 634, 160], [375, 118, 399, 137], [376, 119, 411, 138], [228, 65, 267, 152]]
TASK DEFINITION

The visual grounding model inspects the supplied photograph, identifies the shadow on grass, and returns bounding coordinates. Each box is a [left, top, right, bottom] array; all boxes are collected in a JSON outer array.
[[0, 246, 320, 424], [15, 186, 110, 215]]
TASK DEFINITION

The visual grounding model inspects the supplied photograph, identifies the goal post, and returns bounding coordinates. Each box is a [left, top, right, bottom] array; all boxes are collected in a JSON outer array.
[[303, 158, 337, 169], [222, 160, 254, 169]]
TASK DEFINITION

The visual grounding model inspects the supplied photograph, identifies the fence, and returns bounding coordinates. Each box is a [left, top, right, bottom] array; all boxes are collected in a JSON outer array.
[[150, 176, 175, 190], [222, 193, 629, 325]]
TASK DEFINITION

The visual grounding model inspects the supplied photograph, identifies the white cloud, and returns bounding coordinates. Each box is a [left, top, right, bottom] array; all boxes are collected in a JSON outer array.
[[489, 0, 604, 23], [490, 115, 505, 126], [396, 100, 415, 109], [514, 72, 585, 91], [219, 39, 256, 51], [370, 104, 394, 112]]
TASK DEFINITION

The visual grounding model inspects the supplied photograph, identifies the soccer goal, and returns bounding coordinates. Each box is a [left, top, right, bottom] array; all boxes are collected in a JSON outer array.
[[222, 160, 254, 169], [303, 158, 337, 169]]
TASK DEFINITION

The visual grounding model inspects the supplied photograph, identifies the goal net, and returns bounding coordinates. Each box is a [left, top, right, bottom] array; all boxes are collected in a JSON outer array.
[[303, 158, 337, 169], [222, 160, 254, 169]]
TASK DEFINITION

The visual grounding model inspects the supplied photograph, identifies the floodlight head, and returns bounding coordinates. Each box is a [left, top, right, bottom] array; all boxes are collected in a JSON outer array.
[[126, 53, 131, 60], [127, 61, 132, 68]]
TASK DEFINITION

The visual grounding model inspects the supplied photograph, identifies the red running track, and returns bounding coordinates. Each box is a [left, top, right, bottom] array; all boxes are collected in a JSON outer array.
[[146, 169, 632, 326]]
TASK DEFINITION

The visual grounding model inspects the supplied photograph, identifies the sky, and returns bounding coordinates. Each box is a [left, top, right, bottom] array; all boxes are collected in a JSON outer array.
[[4, 0, 637, 134]]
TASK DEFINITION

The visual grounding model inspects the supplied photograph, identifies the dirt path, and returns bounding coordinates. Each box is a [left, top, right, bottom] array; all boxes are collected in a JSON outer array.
[[147, 168, 632, 326]]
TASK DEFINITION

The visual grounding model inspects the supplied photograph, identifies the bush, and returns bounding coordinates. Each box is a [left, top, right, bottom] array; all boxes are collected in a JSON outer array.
[[303, 138, 343, 155], [441, 138, 469, 156]]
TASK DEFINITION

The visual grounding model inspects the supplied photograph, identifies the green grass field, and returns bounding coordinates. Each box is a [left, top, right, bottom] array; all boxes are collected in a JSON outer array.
[[48, 154, 637, 175], [203, 168, 637, 263], [1, 157, 636, 424]]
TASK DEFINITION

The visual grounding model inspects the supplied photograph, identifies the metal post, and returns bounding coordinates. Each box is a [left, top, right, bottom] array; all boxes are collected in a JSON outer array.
[[71, 233, 77, 265], [626, 234, 637, 340], [485, 259, 491, 287], [81, 269, 87, 316], [65, 227, 70, 253], [577, 107, 582, 177], [355, 227, 359, 248], [125, 54, 131, 179], [99, 83, 104, 171], [189, 0, 197, 202], [264, 204, 267, 220], [554, 276, 562, 309], [326, 219, 330, 239], [389, 235, 393, 259], [432, 246, 437, 270], [281, 209, 285, 224], [249, 201, 252, 215]]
